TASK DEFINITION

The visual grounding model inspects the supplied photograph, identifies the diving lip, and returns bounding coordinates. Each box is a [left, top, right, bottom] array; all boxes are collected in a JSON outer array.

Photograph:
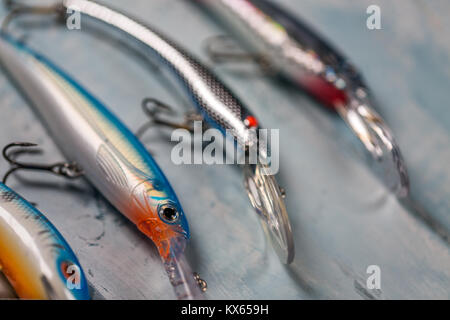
[[336, 102, 410, 198], [244, 164, 295, 264], [161, 238, 205, 300]]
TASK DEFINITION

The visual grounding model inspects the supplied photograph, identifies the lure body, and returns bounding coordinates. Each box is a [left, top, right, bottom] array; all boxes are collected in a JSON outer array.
[[195, 0, 409, 197], [64, 0, 259, 151], [0, 34, 201, 299], [0, 182, 89, 299], [61, 0, 294, 264], [196, 0, 358, 108]]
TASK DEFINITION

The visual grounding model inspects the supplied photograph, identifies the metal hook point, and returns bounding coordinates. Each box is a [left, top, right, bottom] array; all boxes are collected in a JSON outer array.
[[136, 97, 202, 138], [141, 97, 175, 117]]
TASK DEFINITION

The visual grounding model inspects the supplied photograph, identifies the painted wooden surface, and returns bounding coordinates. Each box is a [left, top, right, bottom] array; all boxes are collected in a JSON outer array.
[[0, 0, 449, 299]]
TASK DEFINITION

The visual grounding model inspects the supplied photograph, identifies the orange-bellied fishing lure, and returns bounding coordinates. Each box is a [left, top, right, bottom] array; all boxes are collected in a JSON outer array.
[[0, 181, 90, 299], [0, 32, 203, 300], [59, 0, 294, 265]]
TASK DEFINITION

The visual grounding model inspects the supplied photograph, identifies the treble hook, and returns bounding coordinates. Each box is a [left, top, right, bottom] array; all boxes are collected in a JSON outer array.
[[1, 0, 65, 32], [2, 142, 83, 184], [135, 97, 202, 138]]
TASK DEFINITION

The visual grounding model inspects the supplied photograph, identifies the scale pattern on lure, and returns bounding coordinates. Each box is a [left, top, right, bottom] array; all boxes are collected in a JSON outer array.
[[0, 33, 202, 299], [0, 182, 90, 299]]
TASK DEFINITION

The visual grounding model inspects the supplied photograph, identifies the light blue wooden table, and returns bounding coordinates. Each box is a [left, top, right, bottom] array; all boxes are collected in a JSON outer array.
[[0, 0, 449, 299]]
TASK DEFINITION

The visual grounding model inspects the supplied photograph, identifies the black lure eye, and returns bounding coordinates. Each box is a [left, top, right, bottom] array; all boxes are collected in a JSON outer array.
[[160, 205, 179, 223]]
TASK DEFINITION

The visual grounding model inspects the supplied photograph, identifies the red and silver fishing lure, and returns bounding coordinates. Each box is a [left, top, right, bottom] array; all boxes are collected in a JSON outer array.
[[195, 0, 409, 198]]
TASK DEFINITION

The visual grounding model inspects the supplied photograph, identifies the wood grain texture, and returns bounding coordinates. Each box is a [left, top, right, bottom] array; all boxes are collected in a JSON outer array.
[[0, 0, 448, 299]]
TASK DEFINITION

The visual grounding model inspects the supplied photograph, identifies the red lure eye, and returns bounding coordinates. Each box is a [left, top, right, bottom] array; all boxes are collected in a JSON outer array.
[[244, 116, 258, 128]]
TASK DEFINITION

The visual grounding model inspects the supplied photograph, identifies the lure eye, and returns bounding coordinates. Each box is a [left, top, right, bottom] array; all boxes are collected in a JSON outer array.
[[159, 205, 179, 223]]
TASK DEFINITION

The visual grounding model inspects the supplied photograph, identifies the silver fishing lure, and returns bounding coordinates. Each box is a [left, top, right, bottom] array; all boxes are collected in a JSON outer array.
[[195, 0, 410, 198], [0, 180, 90, 299], [55, 0, 295, 264], [0, 33, 204, 299]]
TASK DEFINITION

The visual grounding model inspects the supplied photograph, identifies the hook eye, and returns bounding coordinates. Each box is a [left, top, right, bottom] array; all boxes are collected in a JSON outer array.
[[141, 97, 174, 117]]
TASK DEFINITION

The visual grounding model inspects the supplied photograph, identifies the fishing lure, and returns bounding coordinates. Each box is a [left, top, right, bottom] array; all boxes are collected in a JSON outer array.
[[49, 0, 294, 264], [194, 0, 410, 198], [0, 178, 90, 299], [0, 33, 204, 299]]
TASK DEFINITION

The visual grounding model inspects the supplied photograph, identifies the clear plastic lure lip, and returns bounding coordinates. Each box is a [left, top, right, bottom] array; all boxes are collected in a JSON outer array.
[[244, 163, 295, 264], [162, 237, 205, 300]]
